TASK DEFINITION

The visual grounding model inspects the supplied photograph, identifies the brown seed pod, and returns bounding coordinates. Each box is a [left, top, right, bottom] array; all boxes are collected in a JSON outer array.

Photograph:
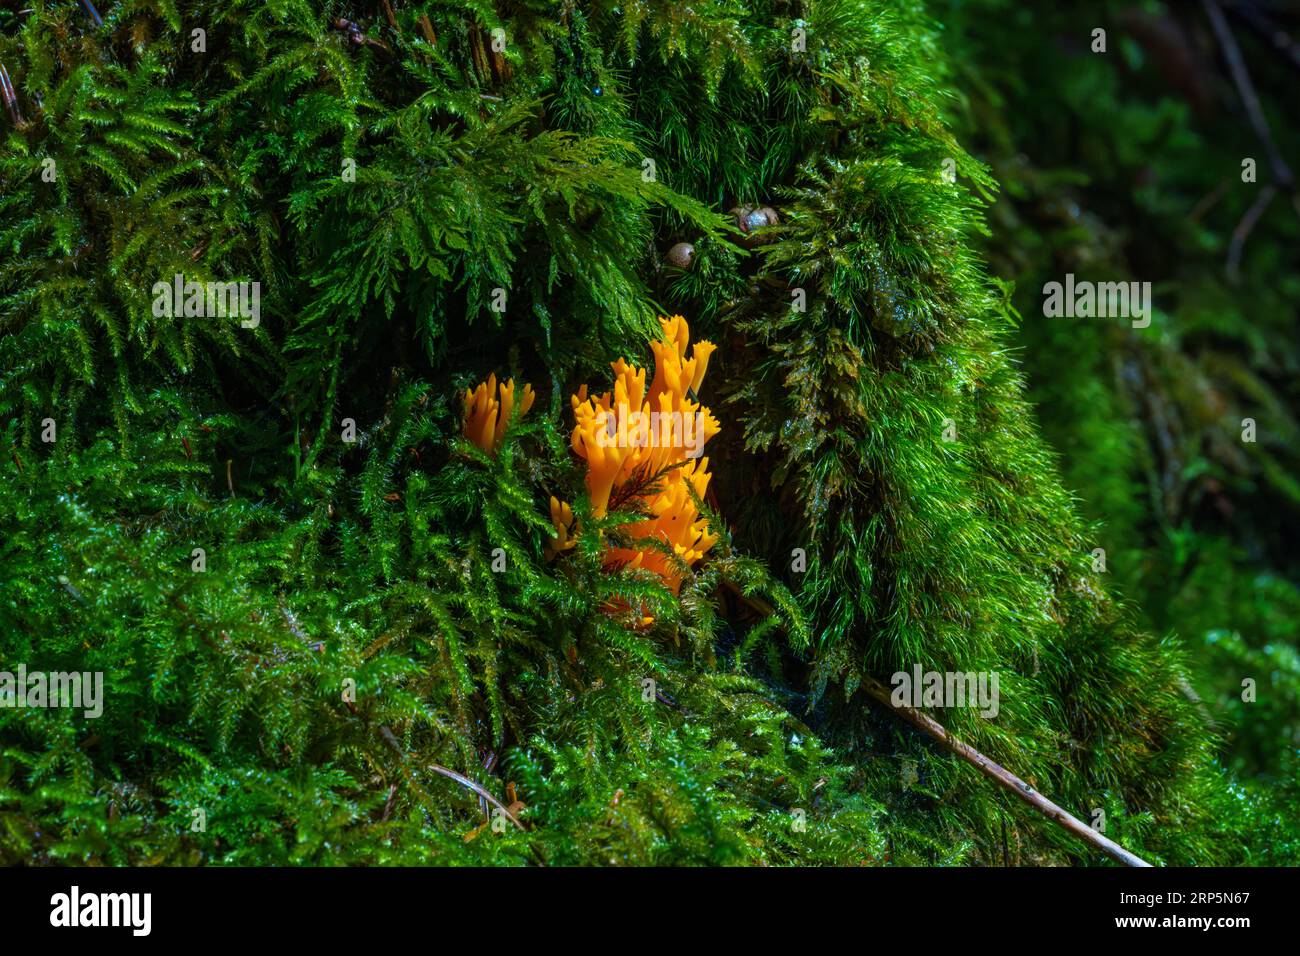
[[665, 242, 696, 270]]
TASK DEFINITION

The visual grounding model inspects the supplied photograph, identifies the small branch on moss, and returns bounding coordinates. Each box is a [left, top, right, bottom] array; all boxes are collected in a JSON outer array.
[[77, 0, 103, 28], [418, 15, 437, 46], [1228, 2, 1300, 80], [358, 706, 526, 831], [0, 63, 24, 128], [722, 582, 1152, 866], [1203, 0, 1297, 280], [859, 674, 1151, 867], [1187, 177, 1229, 225], [607, 459, 688, 513], [1227, 184, 1276, 283], [426, 762, 526, 832]]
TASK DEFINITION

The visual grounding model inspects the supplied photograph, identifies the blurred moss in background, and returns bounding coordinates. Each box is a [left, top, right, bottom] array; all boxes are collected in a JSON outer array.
[[944, 0, 1300, 785]]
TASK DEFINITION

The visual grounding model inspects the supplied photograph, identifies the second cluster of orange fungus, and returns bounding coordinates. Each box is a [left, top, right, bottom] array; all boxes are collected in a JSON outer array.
[[462, 373, 535, 454], [556, 315, 721, 595], [546, 496, 576, 558]]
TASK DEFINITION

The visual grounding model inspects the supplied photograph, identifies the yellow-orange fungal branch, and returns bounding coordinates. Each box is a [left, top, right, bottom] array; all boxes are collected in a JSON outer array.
[[546, 495, 577, 557], [462, 373, 535, 454]]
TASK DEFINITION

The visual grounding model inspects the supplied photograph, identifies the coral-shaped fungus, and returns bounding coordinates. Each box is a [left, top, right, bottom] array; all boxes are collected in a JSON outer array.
[[462, 373, 535, 454], [559, 315, 721, 594]]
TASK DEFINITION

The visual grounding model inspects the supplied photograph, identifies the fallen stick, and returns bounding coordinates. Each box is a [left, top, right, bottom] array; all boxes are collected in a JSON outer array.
[[77, 0, 103, 28], [858, 674, 1151, 867], [357, 702, 525, 832], [0, 62, 24, 128], [720, 580, 1152, 866]]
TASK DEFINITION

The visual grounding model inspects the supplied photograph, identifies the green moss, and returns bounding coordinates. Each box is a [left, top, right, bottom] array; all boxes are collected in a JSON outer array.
[[1, 0, 1292, 865]]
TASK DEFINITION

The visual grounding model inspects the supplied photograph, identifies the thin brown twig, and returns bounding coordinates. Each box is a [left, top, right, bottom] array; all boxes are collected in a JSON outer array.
[[418, 15, 437, 46], [1229, 0, 1300, 73], [77, 0, 103, 28], [261, 598, 522, 833], [370, 722, 525, 831], [607, 459, 688, 513], [1204, 0, 1291, 186], [1187, 177, 1229, 224], [427, 762, 526, 831], [719, 581, 1153, 867], [1227, 183, 1276, 283], [859, 674, 1151, 867], [0, 63, 25, 128], [1202, 0, 1296, 280]]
